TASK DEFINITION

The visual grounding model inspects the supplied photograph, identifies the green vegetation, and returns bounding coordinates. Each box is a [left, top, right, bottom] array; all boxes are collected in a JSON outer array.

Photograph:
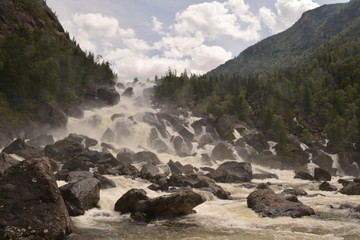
[[155, 6, 360, 153]]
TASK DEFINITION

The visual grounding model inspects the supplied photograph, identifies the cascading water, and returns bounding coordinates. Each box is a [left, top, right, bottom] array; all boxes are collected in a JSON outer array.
[[56, 82, 360, 240]]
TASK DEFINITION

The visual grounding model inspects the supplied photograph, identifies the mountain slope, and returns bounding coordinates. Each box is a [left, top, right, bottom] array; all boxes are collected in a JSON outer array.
[[0, 0, 117, 146], [207, 0, 360, 78]]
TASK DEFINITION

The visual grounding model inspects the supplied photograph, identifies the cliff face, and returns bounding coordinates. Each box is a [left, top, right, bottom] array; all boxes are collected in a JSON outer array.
[[0, 0, 64, 38], [0, 0, 117, 147]]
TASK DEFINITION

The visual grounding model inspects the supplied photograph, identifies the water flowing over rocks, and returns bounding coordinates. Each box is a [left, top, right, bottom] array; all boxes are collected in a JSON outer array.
[[247, 187, 315, 218], [114, 189, 206, 221], [0, 158, 72, 239]]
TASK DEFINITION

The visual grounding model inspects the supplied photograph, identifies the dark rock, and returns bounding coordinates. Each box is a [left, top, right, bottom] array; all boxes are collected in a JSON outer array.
[[116, 82, 125, 89], [97, 87, 120, 105], [114, 189, 149, 214], [64, 105, 84, 118], [2, 138, 44, 159], [167, 173, 230, 199], [0, 153, 18, 178], [338, 152, 360, 177], [66, 133, 98, 148], [36, 102, 68, 128], [210, 142, 235, 161], [253, 173, 279, 179], [214, 116, 234, 140], [122, 87, 134, 97], [101, 142, 116, 151], [201, 154, 212, 166], [94, 172, 116, 189], [0, 158, 72, 239], [99, 162, 139, 176], [339, 204, 354, 209], [133, 151, 161, 165], [111, 113, 125, 121], [236, 145, 257, 162], [207, 161, 252, 183], [60, 178, 101, 216], [172, 135, 184, 154], [44, 139, 84, 163], [247, 188, 315, 218], [115, 189, 206, 220], [281, 188, 308, 196], [66, 171, 93, 182], [131, 212, 149, 222], [312, 154, 333, 171], [151, 138, 168, 153], [198, 133, 213, 148], [101, 128, 115, 142], [116, 151, 134, 164], [314, 168, 331, 182], [234, 138, 246, 148], [286, 195, 300, 202], [319, 182, 337, 191], [55, 169, 70, 181], [143, 112, 168, 138], [191, 118, 216, 136], [62, 157, 94, 172], [26, 134, 54, 148], [339, 182, 360, 195], [243, 129, 269, 153], [168, 160, 194, 175], [140, 163, 160, 180], [294, 171, 314, 181], [338, 178, 352, 187]]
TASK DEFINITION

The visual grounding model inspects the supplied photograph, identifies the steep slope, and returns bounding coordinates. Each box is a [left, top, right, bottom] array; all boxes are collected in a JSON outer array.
[[0, 0, 117, 147], [207, 0, 360, 77]]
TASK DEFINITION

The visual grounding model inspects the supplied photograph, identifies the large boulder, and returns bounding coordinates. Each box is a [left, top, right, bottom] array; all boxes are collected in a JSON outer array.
[[114, 189, 206, 221], [97, 87, 120, 105], [319, 182, 337, 191], [247, 188, 315, 218], [214, 116, 234, 140], [168, 160, 194, 175], [133, 151, 161, 165], [122, 87, 134, 97], [66, 133, 98, 148], [338, 152, 360, 177], [198, 133, 213, 149], [36, 102, 68, 128], [44, 139, 84, 163], [242, 129, 269, 153], [0, 158, 72, 239], [207, 161, 252, 183], [59, 178, 101, 216], [339, 181, 360, 195], [26, 134, 54, 148], [140, 163, 160, 181], [294, 171, 314, 181], [2, 138, 44, 159], [0, 153, 18, 178], [143, 112, 168, 138], [167, 173, 230, 199], [210, 142, 235, 161], [312, 154, 333, 171], [314, 168, 331, 182]]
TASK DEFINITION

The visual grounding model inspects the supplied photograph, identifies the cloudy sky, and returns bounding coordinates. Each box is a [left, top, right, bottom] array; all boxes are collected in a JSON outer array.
[[47, 0, 348, 81]]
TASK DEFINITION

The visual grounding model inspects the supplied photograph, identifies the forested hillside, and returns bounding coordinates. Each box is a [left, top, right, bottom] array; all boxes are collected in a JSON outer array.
[[155, 0, 360, 155], [0, 0, 116, 144]]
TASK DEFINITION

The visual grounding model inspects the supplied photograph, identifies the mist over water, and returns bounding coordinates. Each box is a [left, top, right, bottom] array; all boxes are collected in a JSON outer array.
[[61, 82, 360, 240]]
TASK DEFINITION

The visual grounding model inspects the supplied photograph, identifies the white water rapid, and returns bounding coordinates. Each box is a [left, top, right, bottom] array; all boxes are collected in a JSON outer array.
[[54, 82, 360, 240]]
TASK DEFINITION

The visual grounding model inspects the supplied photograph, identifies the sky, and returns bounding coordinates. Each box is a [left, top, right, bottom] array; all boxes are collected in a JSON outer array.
[[46, 0, 349, 81]]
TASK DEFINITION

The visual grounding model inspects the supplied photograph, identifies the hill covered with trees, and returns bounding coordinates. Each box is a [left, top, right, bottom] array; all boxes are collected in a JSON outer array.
[[0, 0, 117, 146], [155, 0, 360, 157]]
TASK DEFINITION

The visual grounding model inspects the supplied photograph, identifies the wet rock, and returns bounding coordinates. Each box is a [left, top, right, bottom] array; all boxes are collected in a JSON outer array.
[[94, 172, 116, 189], [140, 163, 160, 181], [116, 82, 125, 89], [201, 154, 212, 166], [281, 188, 308, 196], [44, 139, 84, 163], [111, 113, 125, 121], [97, 87, 120, 105], [0, 158, 72, 239], [116, 151, 134, 164], [114, 189, 206, 220], [101, 142, 116, 151], [168, 160, 194, 175], [214, 116, 234, 140], [143, 112, 168, 138], [339, 181, 360, 195], [66, 133, 98, 148], [170, 173, 230, 199], [338, 178, 352, 187], [247, 188, 315, 218], [101, 128, 115, 142], [207, 161, 252, 183], [133, 151, 161, 165], [312, 154, 333, 171], [62, 157, 94, 172], [66, 171, 93, 182], [0, 153, 18, 178], [151, 138, 168, 153], [210, 142, 235, 161], [236, 145, 258, 162], [191, 118, 216, 136], [294, 171, 314, 181], [314, 168, 331, 182], [242, 129, 269, 153], [60, 178, 101, 216], [26, 134, 54, 148], [338, 152, 360, 177], [99, 162, 139, 176], [319, 182, 337, 191], [172, 135, 184, 154], [65, 105, 84, 119], [36, 102, 68, 128], [122, 87, 134, 97], [253, 173, 279, 180], [2, 138, 44, 159], [198, 133, 213, 149]]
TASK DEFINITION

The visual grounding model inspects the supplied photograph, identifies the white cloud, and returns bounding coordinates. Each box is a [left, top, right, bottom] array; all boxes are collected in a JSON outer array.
[[152, 16, 164, 35], [260, 0, 319, 33], [173, 0, 261, 41]]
